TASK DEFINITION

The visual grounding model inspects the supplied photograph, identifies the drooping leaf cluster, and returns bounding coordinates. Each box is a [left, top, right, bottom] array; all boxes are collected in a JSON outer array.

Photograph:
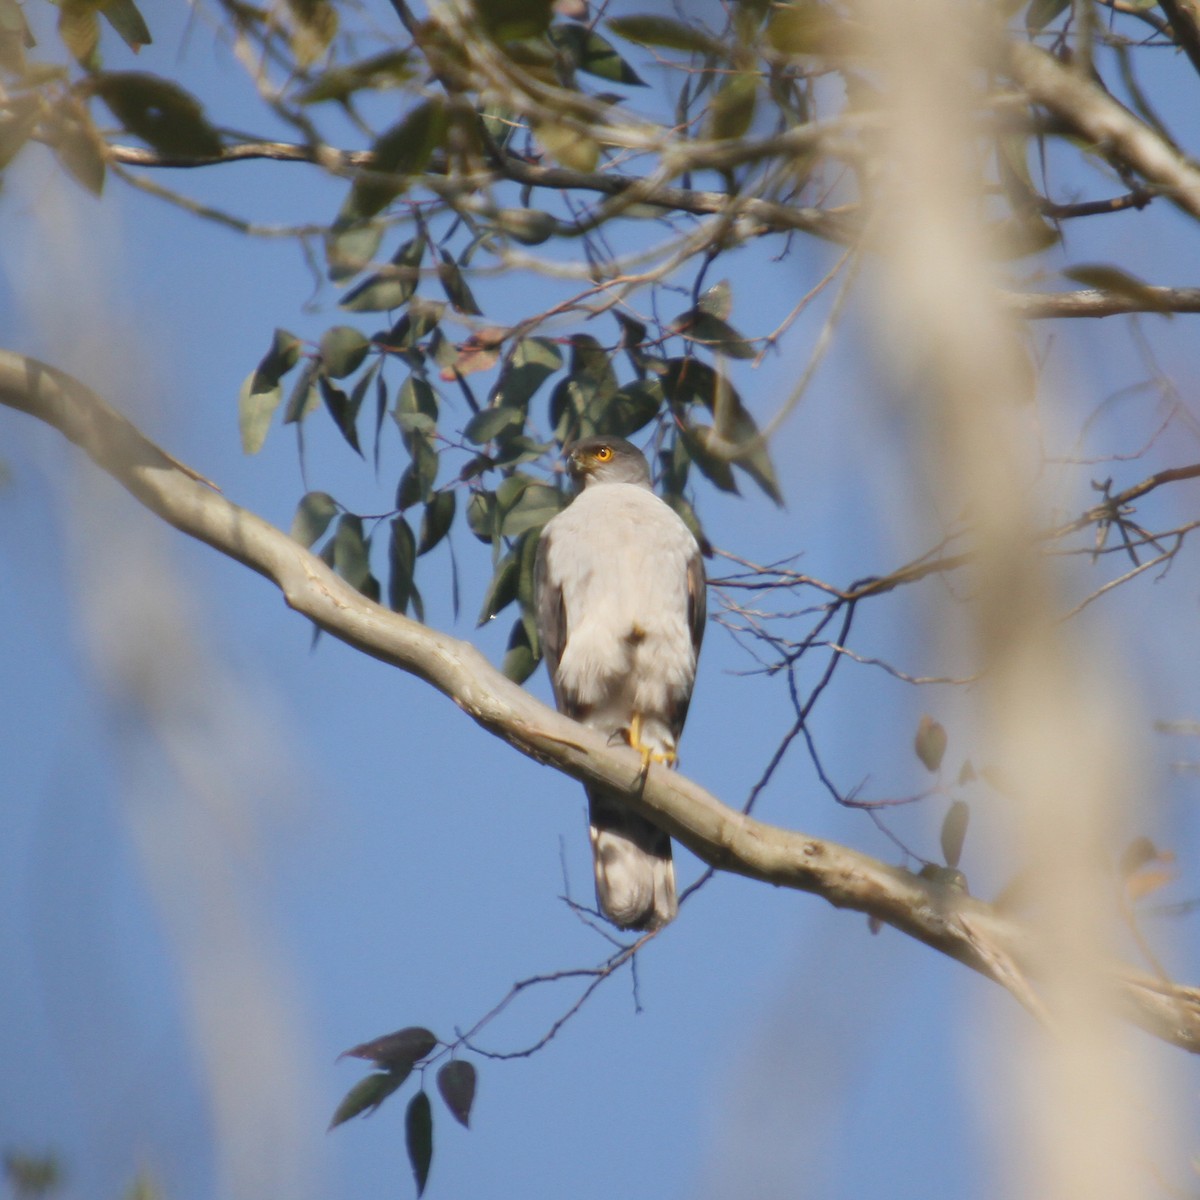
[[331, 1025, 477, 1196]]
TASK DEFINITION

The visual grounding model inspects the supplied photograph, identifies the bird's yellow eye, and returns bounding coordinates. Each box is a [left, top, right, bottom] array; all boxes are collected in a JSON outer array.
[[594, 445, 614, 462]]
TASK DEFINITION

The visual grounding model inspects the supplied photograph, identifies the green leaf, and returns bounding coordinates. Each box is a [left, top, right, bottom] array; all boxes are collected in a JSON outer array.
[[418, 490, 456, 555], [475, 0, 553, 39], [436, 1060, 477, 1129], [90, 72, 222, 157], [405, 1092, 434, 1197], [325, 221, 383, 283], [252, 328, 303, 392], [606, 14, 726, 56], [319, 376, 363, 456], [340, 1026, 438, 1071], [766, 1, 845, 55], [502, 617, 537, 683], [388, 516, 417, 614], [941, 800, 969, 870], [464, 405, 524, 445], [339, 233, 422, 311], [478, 550, 518, 624], [99, 0, 152, 51], [341, 99, 447, 221], [290, 491, 339, 547], [319, 326, 371, 378], [604, 379, 663, 436], [437, 255, 482, 315], [676, 311, 756, 358], [549, 22, 645, 84], [681, 423, 739, 494], [500, 482, 562, 538], [283, 358, 321, 424], [707, 71, 757, 141], [988, 213, 1060, 259], [238, 371, 281, 454], [467, 490, 497, 543], [328, 1073, 404, 1131], [495, 338, 563, 412], [333, 514, 371, 591]]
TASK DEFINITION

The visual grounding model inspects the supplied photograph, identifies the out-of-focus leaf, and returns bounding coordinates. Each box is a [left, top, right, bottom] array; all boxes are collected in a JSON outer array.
[[1119, 836, 1178, 902], [436, 1060, 477, 1128], [238, 371, 281, 454], [917, 864, 969, 892], [707, 71, 757, 141], [100, 0, 152, 51], [341, 1026, 438, 1070], [766, 1, 847, 55], [290, 491, 339, 547], [437, 255, 482, 315], [340, 234, 425, 312], [341, 99, 447, 222], [464, 405, 524, 445], [252, 328, 303, 391], [914, 714, 948, 773], [988, 213, 1060, 259], [325, 221, 383, 283], [0, 96, 41, 171], [478, 549, 518, 624], [475, 0, 553, 39], [606, 14, 726, 56], [319, 376, 363, 456], [90, 72, 222, 157], [1025, 0, 1069, 32], [940, 800, 969, 869], [674, 309, 756, 358], [1062, 263, 1173, 313], [319, 326, 371, 378], [328, 1073, 404, 1130], [296, 48, 412, 104], [697, 278, 732, 319], [0, 0, 35, 74], [549, 21, 645, 84], [605, 379, 663, 436], [58, 3, 99, 64], [333, 514, 371, 590], [958, 759, 977, 785], [49, 108, 106, 194], [533, 119, 599, 172], [418, 490, 456, 555], [502, 617, 537, 682], [405, 1091, 434, 1197], [388, 516, 417, 613], [288, 0, 338, 66], [393, 374, 439, 443], [492, 207, 558, 244]]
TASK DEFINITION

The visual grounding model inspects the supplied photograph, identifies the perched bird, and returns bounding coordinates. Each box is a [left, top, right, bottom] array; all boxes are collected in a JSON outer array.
[[534, 436, 706, 930]]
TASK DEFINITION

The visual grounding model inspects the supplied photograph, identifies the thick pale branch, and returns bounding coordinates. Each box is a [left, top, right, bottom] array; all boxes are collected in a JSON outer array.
[[3, 348, 1200, 1052], [1003, 286, 1200, 318], [1005, 42, 1200, 222]]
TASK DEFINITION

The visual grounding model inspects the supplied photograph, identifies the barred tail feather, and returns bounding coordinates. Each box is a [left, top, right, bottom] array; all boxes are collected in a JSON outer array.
[[586, 787, 677, 931]]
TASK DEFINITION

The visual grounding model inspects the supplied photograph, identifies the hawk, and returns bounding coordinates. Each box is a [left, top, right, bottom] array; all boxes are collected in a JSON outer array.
[[534, 436, 706, 931]]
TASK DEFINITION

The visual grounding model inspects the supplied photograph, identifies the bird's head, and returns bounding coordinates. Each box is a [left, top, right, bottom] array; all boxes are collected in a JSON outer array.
[[565, 436, 652, 490]]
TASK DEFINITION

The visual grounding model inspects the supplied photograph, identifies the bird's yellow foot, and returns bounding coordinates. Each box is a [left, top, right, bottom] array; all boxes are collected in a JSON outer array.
[[627, 713, 677, 768]]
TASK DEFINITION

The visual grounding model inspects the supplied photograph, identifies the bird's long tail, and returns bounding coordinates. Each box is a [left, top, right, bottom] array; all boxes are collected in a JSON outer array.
[[586, 787, 677, 931]]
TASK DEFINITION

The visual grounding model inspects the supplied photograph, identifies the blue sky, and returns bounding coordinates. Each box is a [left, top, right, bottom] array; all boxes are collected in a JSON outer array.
[[3, 4, 1200, 1199]]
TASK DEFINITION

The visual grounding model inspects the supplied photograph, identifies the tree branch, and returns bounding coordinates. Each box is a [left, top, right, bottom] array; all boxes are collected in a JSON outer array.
[[4, 348, 1200, 1052], [1005, 41, 1200, 223]]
